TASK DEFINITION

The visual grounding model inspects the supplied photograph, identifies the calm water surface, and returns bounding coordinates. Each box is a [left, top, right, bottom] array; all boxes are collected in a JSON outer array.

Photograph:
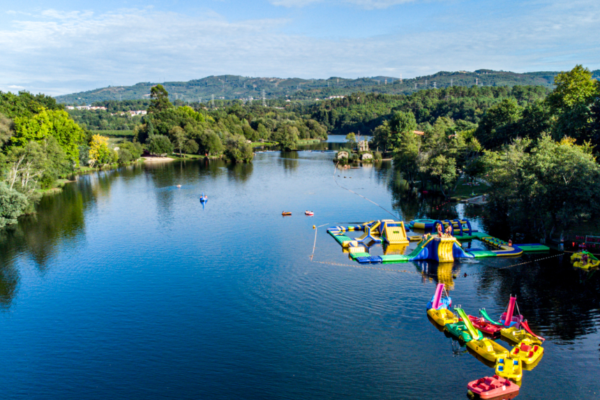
[[0, 138, 598, 399]]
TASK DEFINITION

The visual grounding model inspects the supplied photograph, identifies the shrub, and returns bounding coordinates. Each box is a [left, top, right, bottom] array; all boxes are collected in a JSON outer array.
[[148, 134, 174, 155]]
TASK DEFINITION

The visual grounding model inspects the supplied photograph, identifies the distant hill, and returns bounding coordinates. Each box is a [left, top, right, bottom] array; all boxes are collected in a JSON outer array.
[[55, 69, 600, 104]]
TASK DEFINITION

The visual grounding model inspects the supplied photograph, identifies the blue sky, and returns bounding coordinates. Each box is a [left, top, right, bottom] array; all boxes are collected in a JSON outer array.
[[1, 0, 599, 95]]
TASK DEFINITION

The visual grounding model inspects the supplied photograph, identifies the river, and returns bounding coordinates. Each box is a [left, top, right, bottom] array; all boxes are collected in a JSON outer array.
[[0, 136, 598, 399]]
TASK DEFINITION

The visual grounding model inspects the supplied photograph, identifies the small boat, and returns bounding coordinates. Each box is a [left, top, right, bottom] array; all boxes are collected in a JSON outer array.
[[446, 321, 483, 343], [468, 315, 503, 338], [176, 184, 182, 188], [305, 211, 314, 216], [495, 357, 523, 381], [467, 375, 519, 400], [509, 338, 544, 366], [500, 327, 543, 345], [200, 192, 208, 203], [282, 212, 292, 216], [467, 338, 509, 363], [427, 308, 458, 327], [571, 251, 600, 269]]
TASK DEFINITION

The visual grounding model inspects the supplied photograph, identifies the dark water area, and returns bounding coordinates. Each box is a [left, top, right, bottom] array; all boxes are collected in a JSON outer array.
[[0, 137, 598, 399]]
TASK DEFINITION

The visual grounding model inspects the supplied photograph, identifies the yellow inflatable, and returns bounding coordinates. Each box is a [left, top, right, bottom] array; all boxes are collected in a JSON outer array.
[[467, 338, 509, 363], [510, 338, 544, 366], [571, 251, 600, 269], [500, 327, 543, 345], [495, 356, 523, 381], [427, 308, 458, 326]]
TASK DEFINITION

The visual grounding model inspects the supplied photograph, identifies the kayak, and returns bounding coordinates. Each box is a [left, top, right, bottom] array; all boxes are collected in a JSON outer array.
[[509, 338, 544, 366], [466, 338, 509, 363], [468, 315, 503, 338], [495, 356, 523, 381], [467, 375, 520, 400], [305, 211, 314, 216], [427, 308, 458, 327], [282, 212, 292, 216]]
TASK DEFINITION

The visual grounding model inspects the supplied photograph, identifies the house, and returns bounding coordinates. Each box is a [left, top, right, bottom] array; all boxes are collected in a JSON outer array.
[[358, 140, 369, 152], [337, 151, 349, 160], [361, 153, 373, 161]]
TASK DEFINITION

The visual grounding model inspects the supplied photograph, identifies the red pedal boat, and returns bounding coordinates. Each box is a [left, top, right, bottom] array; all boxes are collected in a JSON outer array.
[[467, 375, 519, 399], [468, 315, 503, 338], [305, 211, 314, 216]]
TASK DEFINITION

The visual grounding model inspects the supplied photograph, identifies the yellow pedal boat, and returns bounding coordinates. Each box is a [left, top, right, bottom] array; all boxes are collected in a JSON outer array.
[[571, 251, 600, 269], [500, 327, 543, 345], [467, 338, 509, 363], [495, 356, 523, 381], [427, 308, 458, 326], [510, 338, 544, 366]]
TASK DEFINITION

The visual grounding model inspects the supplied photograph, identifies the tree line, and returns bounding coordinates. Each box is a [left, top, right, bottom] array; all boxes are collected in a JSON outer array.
[[370, 65, 600, 240]]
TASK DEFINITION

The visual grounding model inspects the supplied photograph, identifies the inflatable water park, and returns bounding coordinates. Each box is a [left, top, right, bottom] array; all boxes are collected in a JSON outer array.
[[427, 284, 545, 398], [327, 218, 550, 264]]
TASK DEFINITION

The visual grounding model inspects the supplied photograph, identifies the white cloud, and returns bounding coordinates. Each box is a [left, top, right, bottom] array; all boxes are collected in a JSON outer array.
[[0, 2, 599, 95]]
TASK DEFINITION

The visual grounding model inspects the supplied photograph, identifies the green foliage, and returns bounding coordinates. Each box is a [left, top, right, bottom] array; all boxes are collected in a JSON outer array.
[[148, 134, 174, 155], [148, 84, 173, 114], [184, 139, 199, 155], [12, 109, 84, 165], [273, 125, 299, 151], [69, 110, 141, 131], [0, 91, 63, 119], [345, 132, 356, 143], [0, 113, 13, 148], [117, 141, 143, 164], [224, 135, 254, 163], [483, 135, 600, 239], [475, 99, 523, 148], [0, 182, 29, 229], [89, 135, 116, 166]]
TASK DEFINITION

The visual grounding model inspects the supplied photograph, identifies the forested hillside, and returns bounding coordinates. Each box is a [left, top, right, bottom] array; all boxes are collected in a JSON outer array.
[[55, 69, 600, 104]]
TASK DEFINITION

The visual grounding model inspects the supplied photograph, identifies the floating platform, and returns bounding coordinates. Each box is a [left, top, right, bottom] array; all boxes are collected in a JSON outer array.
[[328, 219, 551, 264]]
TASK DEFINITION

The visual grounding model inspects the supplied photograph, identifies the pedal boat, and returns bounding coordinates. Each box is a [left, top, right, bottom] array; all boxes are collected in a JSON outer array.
[[495, 357, 523, 381], [427, 308, 458, 327], [468, 315, 503, 338], [446, 321, 483, 343], [467, 338, 509, 363], [305, 211, 314, 216], [467, 375, 520, 400], [509, 338, 544, 365], [426, 295, 451, 310], [282, 212, 292, 216], [500, 327, 543, 345], [571, 251, 600, 269]]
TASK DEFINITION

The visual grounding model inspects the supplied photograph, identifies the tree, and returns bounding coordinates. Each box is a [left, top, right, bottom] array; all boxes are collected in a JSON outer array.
[[389, 111, 417, 149], [11, 109, 84, 165], [483, 135, 600, 240], [547, 65, 598, 112], [475, 99, 522, 148], [0, 113, 13, 147], [184, 139, 199, 154], [89, 135, 115, 166], [148, 85, 172, 113], [224, 135, 254, 163], [547, 65, 599, 143], [148, 134, 174, 155], [345, 132, 356, 144], [0, 182, 29, 229], [169, 126, 187, 156]]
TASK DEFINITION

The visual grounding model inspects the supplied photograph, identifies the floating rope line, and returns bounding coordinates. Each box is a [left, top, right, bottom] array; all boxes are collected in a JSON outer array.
[[333, 162, 399, 220], [497, 253, 563, 270]]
